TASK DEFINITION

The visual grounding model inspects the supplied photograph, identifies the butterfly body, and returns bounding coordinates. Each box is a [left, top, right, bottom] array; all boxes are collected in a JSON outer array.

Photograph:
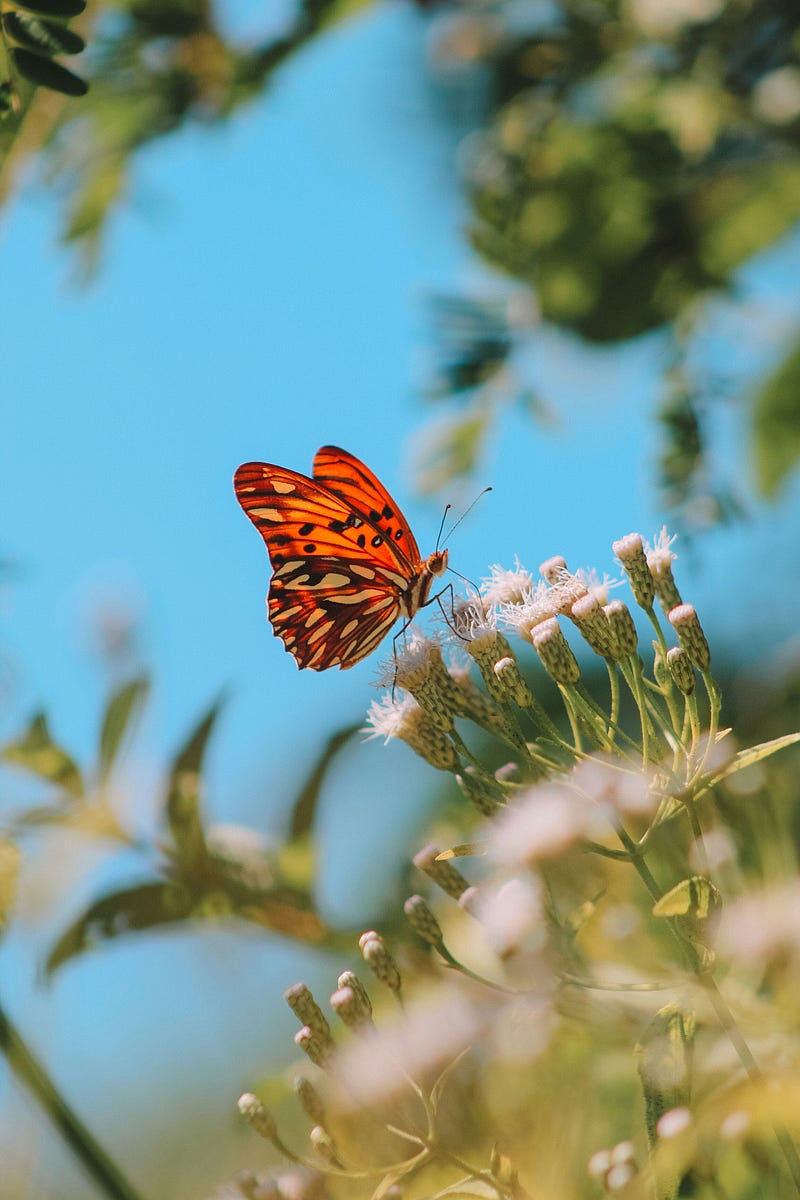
[[234, 447, 448, 670]]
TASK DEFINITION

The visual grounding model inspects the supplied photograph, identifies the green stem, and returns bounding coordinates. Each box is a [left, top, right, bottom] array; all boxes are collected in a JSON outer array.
[[682, 788, 708, 873], [606, 660, 620, 742], [558, 686, 583, 752], [646, 607, 669, 657], [572, 685, 619, 752], [0, 997, 146, 1200], [692, 670, 722, 782], [686, 691, 701, 769], [522, 694, 563, 743], [438, 946, 517, 994]]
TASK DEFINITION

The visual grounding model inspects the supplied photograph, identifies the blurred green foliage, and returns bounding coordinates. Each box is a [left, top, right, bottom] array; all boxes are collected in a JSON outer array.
[[422, 0, 800, 512], [0, 0, 375, 270], [0, 678, 363, 977], [2, 0, 800, 513]]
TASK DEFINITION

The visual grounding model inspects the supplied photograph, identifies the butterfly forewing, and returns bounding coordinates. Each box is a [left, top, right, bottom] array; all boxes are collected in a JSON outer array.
[[312, 445, 422, 565], [234, 451, 429, 670]]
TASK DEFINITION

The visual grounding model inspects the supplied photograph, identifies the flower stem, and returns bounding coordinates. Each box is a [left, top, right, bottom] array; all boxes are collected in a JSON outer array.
[[0, 997, 146, 1200]]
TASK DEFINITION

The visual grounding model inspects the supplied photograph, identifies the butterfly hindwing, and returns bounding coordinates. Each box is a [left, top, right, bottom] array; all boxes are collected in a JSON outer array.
[[268, 559, 402, 670]]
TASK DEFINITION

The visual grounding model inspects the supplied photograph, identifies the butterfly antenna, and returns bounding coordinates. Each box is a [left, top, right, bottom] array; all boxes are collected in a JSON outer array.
[[435, 503, 452, 554], [441, 487, 492, 548]]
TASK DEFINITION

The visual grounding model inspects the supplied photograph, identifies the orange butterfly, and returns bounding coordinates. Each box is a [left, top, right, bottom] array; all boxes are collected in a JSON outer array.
[[234, 446, 449, 670]]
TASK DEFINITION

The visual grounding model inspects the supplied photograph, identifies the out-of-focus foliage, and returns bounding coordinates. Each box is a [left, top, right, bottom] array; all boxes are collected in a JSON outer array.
[[3, 0, 799, 514], [0, 0, 375, 272], [414, 291, 546, 492], [0, 677, 362, 976], [752, 333, 800, 498], [0, 0, 88, 112], [420, 0, 800, 513]]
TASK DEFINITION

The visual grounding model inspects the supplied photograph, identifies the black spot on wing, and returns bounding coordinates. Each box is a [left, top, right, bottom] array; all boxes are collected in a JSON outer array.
[[357, 533, 366, 548], [299, 523, 315, 536]]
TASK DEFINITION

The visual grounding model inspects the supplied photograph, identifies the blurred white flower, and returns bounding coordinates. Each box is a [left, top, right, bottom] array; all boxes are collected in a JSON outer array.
[[474, 875, 545, 958], [488, 780, 602, 868], [571, 758, 659, 820], [716, 882, 800, 969], [331, 991, 481, 1109]]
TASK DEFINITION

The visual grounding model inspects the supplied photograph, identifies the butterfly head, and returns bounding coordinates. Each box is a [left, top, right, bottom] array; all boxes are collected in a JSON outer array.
[[425, 548, 449, 578]]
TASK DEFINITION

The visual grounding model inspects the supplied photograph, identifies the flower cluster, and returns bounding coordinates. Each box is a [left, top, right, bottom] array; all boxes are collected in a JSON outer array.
[[232, 531, 800, 1200], [366, 529, 717, 805]]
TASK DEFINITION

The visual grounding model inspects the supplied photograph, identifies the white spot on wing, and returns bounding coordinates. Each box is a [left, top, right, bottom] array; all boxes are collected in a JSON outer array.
[[307, 620, 334, 645], [351, 564, 376, 580], [273, 480, 296, 494], [376, 568, 409, 589], [327, 588, 383, 605], [251, 506, 282, 521]]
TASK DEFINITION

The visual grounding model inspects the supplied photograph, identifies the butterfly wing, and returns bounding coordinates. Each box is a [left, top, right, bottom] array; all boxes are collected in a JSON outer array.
[[313, 446, 423, 566], [268, 560, 402, 670], [233, 460, 411, 670]]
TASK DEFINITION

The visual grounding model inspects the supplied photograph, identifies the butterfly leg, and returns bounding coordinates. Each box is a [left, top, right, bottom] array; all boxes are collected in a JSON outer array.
[[390, 619, 417, 699], [423, 583, 469, 643]]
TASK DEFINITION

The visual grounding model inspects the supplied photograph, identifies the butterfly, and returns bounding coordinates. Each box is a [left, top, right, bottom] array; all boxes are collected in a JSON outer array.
[[234, 446, 449, 670]]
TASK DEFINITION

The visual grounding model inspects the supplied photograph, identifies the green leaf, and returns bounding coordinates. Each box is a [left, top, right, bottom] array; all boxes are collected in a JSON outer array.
[[2, 712, 83, 798], [12, 0, 86, 17], [752, 338, 800, 498], [165, 696, 224, 868], [289, 722, 360, 839], [653, 877, 721, 921], [45, 881, 195, 975], [0, 838, 21, 937], [12, 48, 88, 97], [415, 403, 492, 494], [436, 844, 482, 860], [205, 828, 334, 945], [46, 857, 338, 973], [698, 732, 800, 798], [98, 676, 149, 780], [3, 11, 85, 55]]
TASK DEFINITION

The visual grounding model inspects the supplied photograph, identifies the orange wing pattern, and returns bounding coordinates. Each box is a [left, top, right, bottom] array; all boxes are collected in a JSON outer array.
[[233, 449, 426, 670]]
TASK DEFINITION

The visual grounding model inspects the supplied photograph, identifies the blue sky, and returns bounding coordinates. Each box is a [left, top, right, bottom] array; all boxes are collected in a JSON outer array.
[[2, 3, 800, 1195]]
